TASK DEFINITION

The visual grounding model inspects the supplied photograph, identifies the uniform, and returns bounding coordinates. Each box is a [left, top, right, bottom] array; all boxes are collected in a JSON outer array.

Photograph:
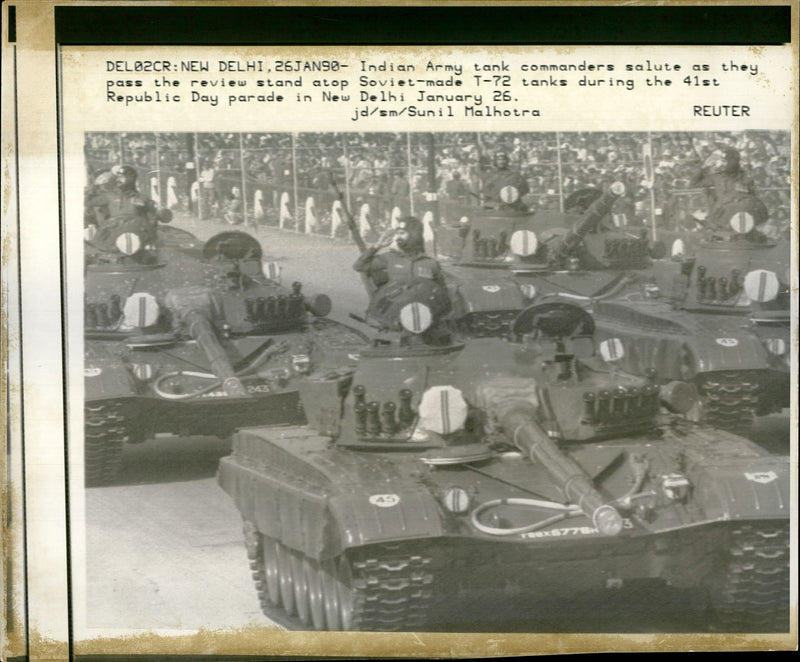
[[353, 246, 445, 292], [692, 149, 767, 231], [87, 165, 169, 250]]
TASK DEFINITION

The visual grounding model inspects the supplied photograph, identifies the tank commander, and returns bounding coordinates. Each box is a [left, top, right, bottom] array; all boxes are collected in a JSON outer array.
[[690, 147, 768, 235], [86, 164, 172, 243], [481, 151, 530, 210], [353, 216, 446, 295]]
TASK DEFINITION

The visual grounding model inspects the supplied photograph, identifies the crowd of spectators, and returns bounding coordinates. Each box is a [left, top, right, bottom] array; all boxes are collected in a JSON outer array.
[[85, 130, 791, 233]]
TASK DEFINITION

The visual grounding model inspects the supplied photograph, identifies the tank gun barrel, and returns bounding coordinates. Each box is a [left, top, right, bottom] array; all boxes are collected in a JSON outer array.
[[554, 182, 626, 262], [165, 288, 250, 398], [497, 401, 624, 537]]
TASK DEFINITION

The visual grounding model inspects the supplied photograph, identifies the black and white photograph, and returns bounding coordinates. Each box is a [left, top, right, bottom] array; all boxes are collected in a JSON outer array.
[[3, 3, 797, 659], [80, 129, 792, 635]]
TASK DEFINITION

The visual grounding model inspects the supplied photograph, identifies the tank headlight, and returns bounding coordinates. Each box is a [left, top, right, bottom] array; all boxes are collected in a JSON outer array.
[[416, 385, 468, 435], [131, 363, 155, 381], [661, 473, 690, 502], [307, 294, 331, 317], [441, 486, 471, 515], [459, 215, 470, 225], [122, 292, 160, 329], [728, 210, 755, 234], [499, 185, 520, 204], [599, 338, 625, 362], [115, 231, 142, 255], [399, 302, 433, 334], [509, 230, 538, 257], [519, 283, 537, 300], [609, 181, 626, 196], [262, 261, 282, 283], [671, 238, 685, 258], [764, 338, 787, 356]]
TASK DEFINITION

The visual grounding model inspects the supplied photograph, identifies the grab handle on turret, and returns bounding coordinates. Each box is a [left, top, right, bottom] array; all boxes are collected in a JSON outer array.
[[165, 287, 250, 398], [499, 403, 624, 537]]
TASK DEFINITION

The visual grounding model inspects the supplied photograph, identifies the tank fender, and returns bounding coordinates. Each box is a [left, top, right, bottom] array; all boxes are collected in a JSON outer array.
[[683, 333, 771, 373], [217, 456, 330, 557], [84, 346, 138, 400], [218, 458, 445, 560], [326, 489, 445, 556], [688, 456, 790, 521]]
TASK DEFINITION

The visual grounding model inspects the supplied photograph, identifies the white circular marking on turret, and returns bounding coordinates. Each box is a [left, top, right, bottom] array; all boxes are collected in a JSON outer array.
[[599, 338, 625, 362], [743, 269, 779, 303], [123, 292, 160, 329], [399, 302, 433, 334], [262, 261, 282, 282], [729, 210, 755, 234], [499, 185, 519, 204], [417, 385, 468, 435], [509, 229, 538, 256], [115, 232, 141, 255]]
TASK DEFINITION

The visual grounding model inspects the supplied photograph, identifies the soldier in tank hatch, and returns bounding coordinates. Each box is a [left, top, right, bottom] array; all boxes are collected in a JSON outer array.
[[690, 146, 768, 235], [480, 150, 530, 211], [353, 216, 446, 295], [85, 164, 172, 246]]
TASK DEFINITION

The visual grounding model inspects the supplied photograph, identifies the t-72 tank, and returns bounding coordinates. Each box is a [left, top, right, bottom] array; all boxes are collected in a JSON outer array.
[[84, 224, 368, 486], [218, 299, 789, 632], [591, 197, 792, 429]]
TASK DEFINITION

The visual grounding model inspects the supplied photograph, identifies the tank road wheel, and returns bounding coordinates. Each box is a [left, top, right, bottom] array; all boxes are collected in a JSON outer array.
[[276, 543, 296, 616], [303, 557, 327, 630], [705, 524, 790, 632], [319, 559, 342, 631], [261, 536, 282, 608], [290, 550, 311, 626], [84, 401, 131, 487]]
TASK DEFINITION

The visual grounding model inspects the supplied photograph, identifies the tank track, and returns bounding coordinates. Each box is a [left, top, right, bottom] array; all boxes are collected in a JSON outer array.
[[698, 372, 759, 430], [243, 522, 436, 631], [709, 523, 790, 632], [84, 400, 132, 487], [346, 546, 436, 631]]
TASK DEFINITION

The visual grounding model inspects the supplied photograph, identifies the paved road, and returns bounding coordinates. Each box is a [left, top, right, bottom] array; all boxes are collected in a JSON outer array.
[[81, 217, 792, 636]]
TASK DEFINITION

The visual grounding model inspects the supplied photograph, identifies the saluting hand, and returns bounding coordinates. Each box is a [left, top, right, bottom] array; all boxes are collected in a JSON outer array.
[[374, 227, 397, 250]]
